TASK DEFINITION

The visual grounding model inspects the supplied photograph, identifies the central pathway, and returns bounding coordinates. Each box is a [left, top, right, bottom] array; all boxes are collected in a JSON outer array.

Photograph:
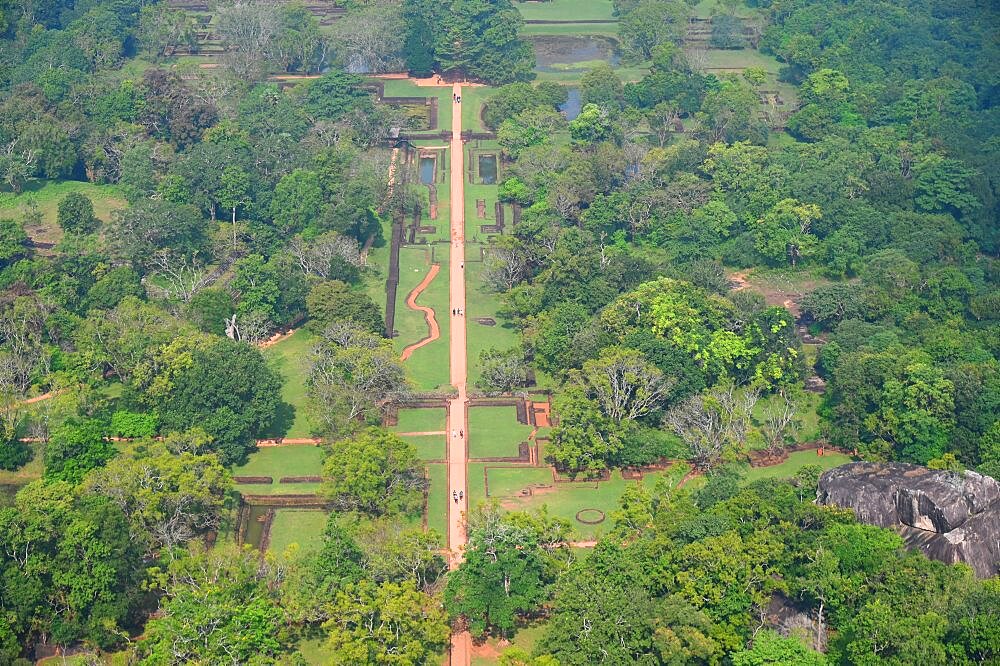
[[446, 82, 472, 666]]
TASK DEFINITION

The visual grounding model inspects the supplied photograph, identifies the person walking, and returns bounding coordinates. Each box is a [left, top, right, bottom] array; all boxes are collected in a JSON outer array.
[[459, 490, 464, 500], [459, 429, 464, 438], [452, 490, 458, 503]]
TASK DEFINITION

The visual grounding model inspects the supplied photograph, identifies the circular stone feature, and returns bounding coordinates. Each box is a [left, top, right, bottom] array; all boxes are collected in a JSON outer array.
[[575, 508, 606, 525]]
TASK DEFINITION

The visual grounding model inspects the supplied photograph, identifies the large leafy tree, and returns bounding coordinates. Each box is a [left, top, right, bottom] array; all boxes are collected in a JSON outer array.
[[85, 436, 231, 557], [150, 338, 282, 464], [323, 579, 450, 665], [321, 428, 424, 516], [0, 481, 143, 652], [402, 0, 534, 84], [139, 545, 289, 665], [445, 504, 564, 638]]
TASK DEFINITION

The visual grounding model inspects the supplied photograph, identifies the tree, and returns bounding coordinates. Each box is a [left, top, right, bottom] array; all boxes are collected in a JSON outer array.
[[214, 0, 280, 81], [138, 3, 197, 59], [306, 280, 384, 335], [710, 14, 747, 49], [664, 384, 759, 471], [445, 503, 556, 638], [569, 103, 615, 145], [307, 324, 408, 434], [753, 199, 822, 266], [44, 419, 115, 484], [108, 199, 207, 269], [139, 545, 288, 664], [322, 428, 424, 516], [477, 347, 529, 395], [576, 347, 674, 424], [219, 165, 251, 250], [760, 390, 799, 456], [330, 3, 403, 74], [85, 439, 231, 557], [0, 481, 142, 652], [0, 218, 28, 268], [186, 288, 235, 335], [151, 339, 282, 464], [323, 579, 449, 665], [619, 0, 688, 60], [732, 630, 826, 665], [0, 139, 37, 193], [548, 385, 623, 476], [56, 192, 97, 234], [580, 63, 624, 109], [270, 168, 324, 235]]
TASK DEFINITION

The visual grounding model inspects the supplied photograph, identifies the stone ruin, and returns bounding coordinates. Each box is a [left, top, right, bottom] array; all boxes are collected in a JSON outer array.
[[817, 462, 1000, 578]]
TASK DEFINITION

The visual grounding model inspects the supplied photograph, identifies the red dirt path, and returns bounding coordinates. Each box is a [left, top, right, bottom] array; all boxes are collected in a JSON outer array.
[[400, 264, 442, 361]]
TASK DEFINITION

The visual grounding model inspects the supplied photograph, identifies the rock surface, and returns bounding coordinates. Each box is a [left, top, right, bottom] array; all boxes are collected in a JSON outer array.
[[817, 462, 1000, 578]]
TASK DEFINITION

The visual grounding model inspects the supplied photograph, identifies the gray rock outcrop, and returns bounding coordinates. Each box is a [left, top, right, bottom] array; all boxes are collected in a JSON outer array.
[[817, 462, 1000, 578]]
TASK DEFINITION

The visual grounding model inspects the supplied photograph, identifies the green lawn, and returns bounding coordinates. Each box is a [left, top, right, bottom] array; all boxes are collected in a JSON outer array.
[[740, 450, 852, 483], [268, 509, 329, 555], [394, 245, 451, 390], [703, 48, 781, 73], [426, 462, 448, 535], [0, 180, 126, 246], [516, 0, 615, 21], [233, 446, 325, 496], [464, 246, 522, 387], [401, 435, 446, 461], [261, 328, 316, 438], [468, 406, 535, 458], [521, 22, 619, 36], [461, 85, 494, 133], [479, 466, 689, 539], [393, 407, 447, 432], [376, 79, 453, 133]]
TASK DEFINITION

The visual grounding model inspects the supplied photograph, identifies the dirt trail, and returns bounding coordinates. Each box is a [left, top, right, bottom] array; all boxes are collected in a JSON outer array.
[[400, 264, 442, 361], [15, 390, 60, 406]]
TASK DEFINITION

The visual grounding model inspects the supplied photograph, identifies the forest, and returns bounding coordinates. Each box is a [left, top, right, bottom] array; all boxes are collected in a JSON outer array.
[[0, 0, 997, 664]]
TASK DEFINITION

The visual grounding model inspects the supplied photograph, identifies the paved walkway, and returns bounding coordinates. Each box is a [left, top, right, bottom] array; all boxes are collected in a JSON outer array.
[[445, 82, 472, 666]]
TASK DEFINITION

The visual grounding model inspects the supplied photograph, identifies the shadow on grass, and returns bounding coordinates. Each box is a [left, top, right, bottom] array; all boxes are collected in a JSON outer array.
[[262, 401, 296, 439]]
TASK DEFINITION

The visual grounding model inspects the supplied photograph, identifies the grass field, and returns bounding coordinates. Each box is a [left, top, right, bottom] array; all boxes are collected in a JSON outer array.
[[0, 180, 126, 246], [464, 247, 521, 387], [468, 406, 535, 459], [261, 329, 315, 439], [401, 435, 446, 461], [516, 0, 615, 21], [426, 462, 448, 535], [740, 450, 852, 483], [268, 509, 329, 555], [461, 85, 493, 133], [393, 407, 447, 432], [470, 464, 689, 539], [394, 245, 451, 390], [232, 446, 325, 496], [377, 79, 454, 133], [0, 441, 43, 487]]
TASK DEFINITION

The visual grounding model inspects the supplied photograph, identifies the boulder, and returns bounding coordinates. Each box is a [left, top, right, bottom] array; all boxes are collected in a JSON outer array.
[[817, 462, 1000, 578]]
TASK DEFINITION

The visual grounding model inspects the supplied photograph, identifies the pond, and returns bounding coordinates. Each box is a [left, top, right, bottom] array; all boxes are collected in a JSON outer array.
[[243, 505, 271, 550], [479, 154, 497, 184], [531, 35, 621, 72], [419, 156, 436, 185], [560, 88, 582, 120]]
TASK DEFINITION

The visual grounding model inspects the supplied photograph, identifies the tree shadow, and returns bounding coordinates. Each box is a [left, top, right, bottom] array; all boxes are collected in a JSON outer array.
[[262, 401, 296, 439]]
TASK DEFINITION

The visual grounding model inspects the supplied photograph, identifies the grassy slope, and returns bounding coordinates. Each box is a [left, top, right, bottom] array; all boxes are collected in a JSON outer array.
[[741, 450, 852, 483]]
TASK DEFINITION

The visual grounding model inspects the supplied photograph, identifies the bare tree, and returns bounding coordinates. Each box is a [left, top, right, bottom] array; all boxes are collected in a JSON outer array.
[[214, 0, 280, 81], [582, 348, 675, 424], [0, 139, 36, 193], [224, 310, 273, 345], [482, 237, 529, 292], [307, 324, 408, 434], [329, 3, 405, 74], [760, 390, 798, 456], [684, 47, 709, 74], [664, 384, 759, 471], [149, 249, 213, 303], [289, 232, 362, 278]]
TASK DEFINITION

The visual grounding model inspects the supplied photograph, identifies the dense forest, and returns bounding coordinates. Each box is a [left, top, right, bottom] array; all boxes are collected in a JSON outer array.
[[0, 0, 996, 664]]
